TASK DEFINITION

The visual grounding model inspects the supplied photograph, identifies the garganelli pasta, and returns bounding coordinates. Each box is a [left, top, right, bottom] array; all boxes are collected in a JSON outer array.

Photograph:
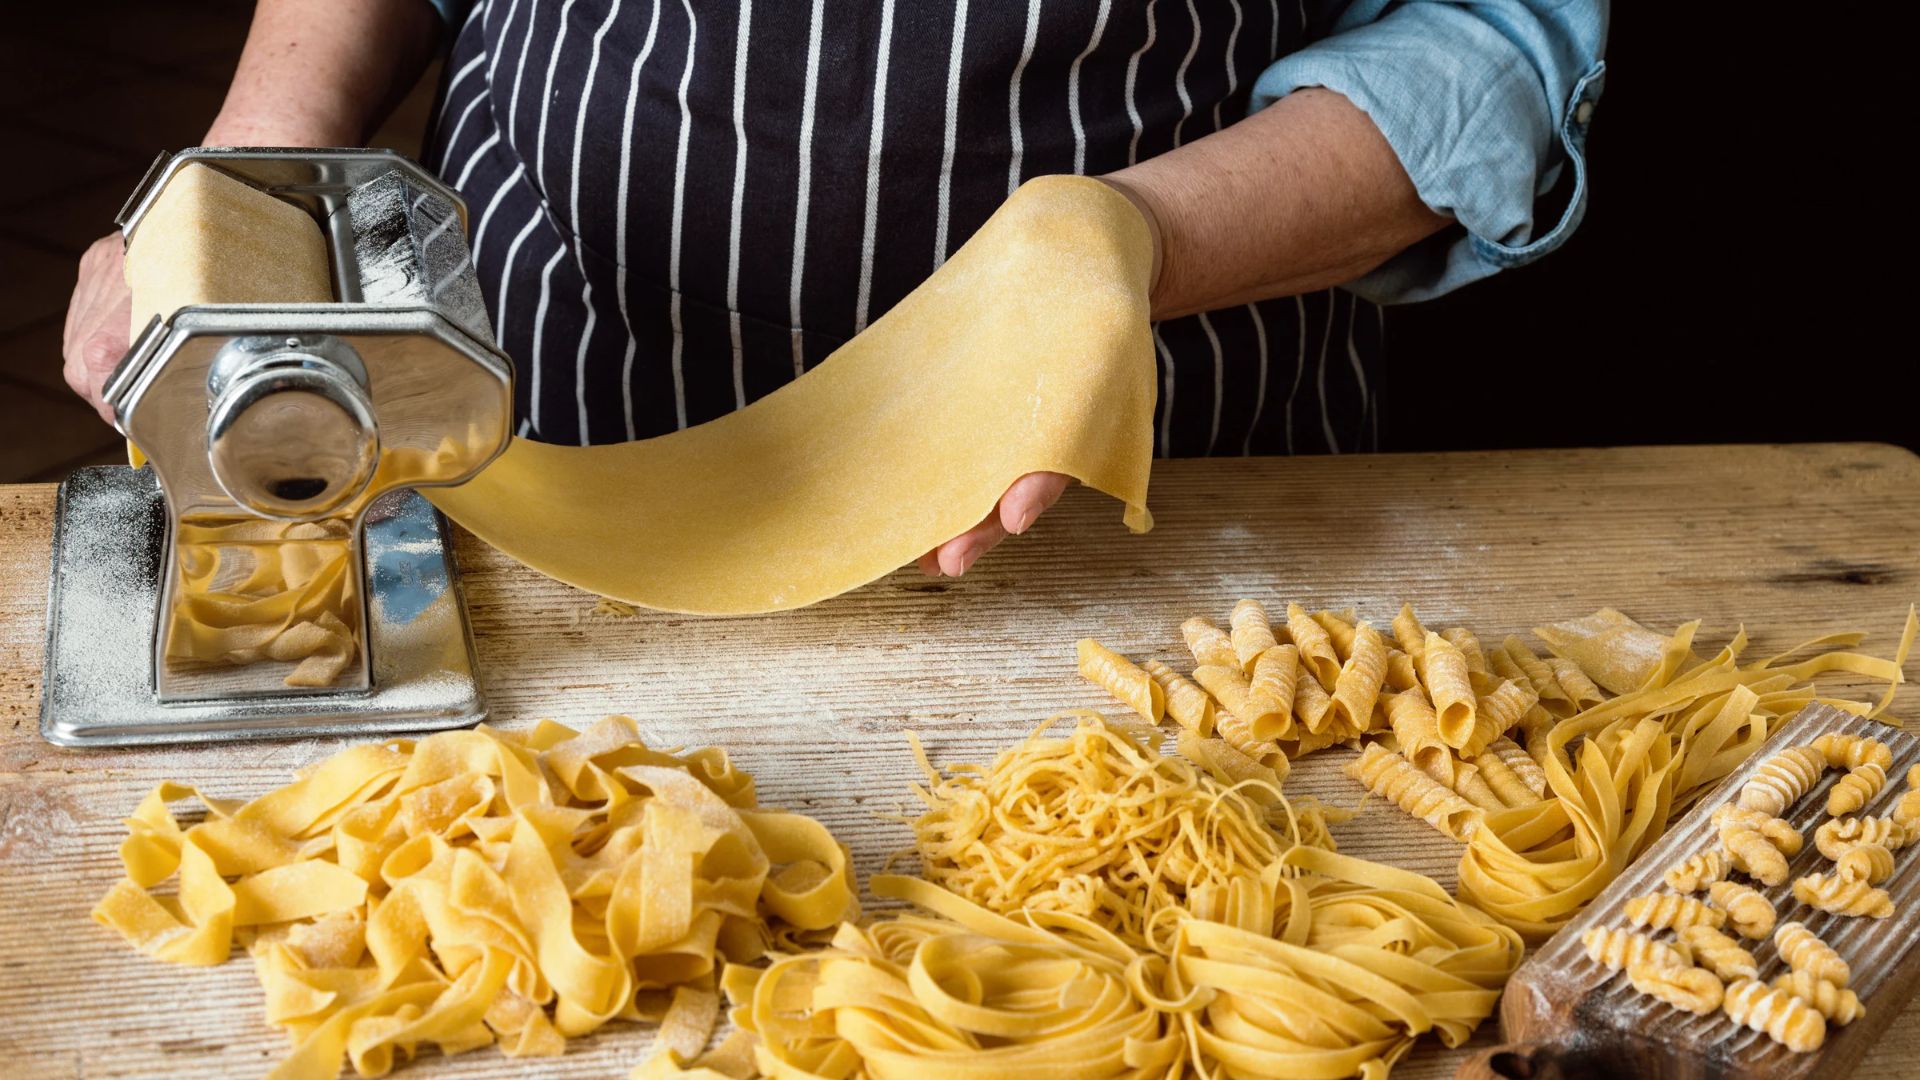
[[1145, 659, 1214, 737], [1421, 632, 1478, 750], [1077, 638, 1165, 723], [1286, 603, 1342, 688], [1348, 743, 1484, 842], [1229, 598, 1278, 671], [1182, 617, 1238, 671], [1246, 644, 1299, 740], [1328, 623, 1389, 737]]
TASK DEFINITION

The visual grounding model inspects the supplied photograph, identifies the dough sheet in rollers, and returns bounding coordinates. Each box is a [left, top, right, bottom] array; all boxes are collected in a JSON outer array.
[[125, 165, 1159, 614]]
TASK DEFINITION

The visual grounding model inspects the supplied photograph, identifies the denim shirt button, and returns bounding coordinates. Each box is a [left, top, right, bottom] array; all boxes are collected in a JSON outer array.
[[1574, 100, 1595, 125]]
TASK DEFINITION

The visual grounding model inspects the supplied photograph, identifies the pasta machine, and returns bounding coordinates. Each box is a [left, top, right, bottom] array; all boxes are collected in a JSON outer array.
[[39, 148, 512, 746]]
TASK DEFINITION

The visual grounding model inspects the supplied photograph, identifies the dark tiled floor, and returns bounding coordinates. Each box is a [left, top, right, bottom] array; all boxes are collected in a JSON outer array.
[[0, 3, 441, 482]]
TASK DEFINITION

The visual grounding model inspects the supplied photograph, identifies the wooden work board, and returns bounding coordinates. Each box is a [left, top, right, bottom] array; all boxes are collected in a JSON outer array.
[[1, 443, 1918, 1079], [1460, 704, 1920, 1080]]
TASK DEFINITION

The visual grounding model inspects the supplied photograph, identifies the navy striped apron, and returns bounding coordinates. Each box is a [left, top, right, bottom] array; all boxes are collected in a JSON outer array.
[[424, 0, 1380, 457]]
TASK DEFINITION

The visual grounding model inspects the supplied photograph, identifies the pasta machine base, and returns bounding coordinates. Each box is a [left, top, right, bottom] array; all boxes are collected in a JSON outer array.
[[38, 464, 486, 747]]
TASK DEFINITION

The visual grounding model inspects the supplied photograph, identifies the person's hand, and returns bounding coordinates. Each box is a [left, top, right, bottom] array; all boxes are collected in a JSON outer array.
[[918, 471, 1071, 577], [62, 233, 133, 425]]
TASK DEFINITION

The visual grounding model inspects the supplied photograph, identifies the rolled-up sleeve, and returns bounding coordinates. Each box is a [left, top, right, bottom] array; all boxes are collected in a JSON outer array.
[[1253, 1, 1608, 303]]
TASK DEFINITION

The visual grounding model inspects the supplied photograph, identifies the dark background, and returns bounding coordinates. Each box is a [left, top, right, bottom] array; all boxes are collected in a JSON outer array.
[[1, 3, 1911, 484]]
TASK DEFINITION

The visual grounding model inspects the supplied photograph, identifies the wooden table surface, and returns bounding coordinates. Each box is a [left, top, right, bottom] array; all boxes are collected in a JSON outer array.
[[3, 443, 1918, 1079]]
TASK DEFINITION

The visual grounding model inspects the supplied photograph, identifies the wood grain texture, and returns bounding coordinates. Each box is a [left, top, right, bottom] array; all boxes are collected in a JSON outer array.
[[1460, 704, 1920, 1080], [1, 443, 1917, 1079]]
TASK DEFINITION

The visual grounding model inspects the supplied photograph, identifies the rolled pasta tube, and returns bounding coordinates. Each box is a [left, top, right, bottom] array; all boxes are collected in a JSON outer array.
[[1075, 639, 1164, 722], [1312, 609, 1359, 660], [1442, 627, 1490, 683], [1546, 657, 1606, 709], [1228, 599, 1278, 671], [1178, 730, 1287, 795], [1143, 660, 1213, 737], [1501, 635, 1575, 716], [1246, 645, 1299, 741], [1181, 617, 1238, 670], [1450, 763, 1509, 813], [1211, 706, 1280, 764], [1285, 603, 1341, 688], [1384, 648, 1419, 692], [1329, 624, 1388, 737], [1392, 604, 1428, 663], [1470, 748, 1541, 808], [1462, 679, 1538, 758], [1488, 736, 1548, 798], [1347, 743, 1484, 842], [1292, 667, 1334, 735], [1382, 691, 1453, 785], [1194, 665, 1284, 739], [1516, 706, 1556, 771], [1420, 631, 1477, 750]]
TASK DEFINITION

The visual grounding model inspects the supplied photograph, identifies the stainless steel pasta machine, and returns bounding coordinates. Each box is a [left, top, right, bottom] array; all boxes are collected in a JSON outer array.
[[39, 147, 513, 746]]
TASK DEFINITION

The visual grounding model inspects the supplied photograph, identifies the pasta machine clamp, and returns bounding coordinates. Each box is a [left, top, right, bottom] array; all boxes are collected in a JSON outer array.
[[39, 147, 513, 747]]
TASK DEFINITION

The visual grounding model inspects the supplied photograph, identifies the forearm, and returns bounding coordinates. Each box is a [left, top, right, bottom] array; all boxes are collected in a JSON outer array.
[[205, 0, 439, 147], [1103, 88, 1448, 321]]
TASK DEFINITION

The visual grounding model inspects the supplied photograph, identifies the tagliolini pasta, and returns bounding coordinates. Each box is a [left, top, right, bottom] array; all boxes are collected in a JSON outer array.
[[94, 718, 857, 1080]]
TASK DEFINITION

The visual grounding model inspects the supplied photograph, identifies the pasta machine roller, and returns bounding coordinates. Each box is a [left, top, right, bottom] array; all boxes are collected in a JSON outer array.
[[39, 147, 512, 747]]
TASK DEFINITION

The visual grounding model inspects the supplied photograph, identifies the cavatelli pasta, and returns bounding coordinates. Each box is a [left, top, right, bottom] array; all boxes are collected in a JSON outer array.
[[1827, 763, 1887, 817], [1346, 743, 1484, 842], [1713, 803, 1805, 856], [1738, 745, 1826, 816], [1815, 815, 1909, 861], [1678, 925, 1757, 981], [1628, 961, 1724, 1015], [1472, 746, 1542, 808], [1773, 921, 1849, 987], [1143, 660, 1214, 737], [1488, 736, 1548, 798], [1792, 872, 1894, 918], [1624, 891, 1724, 931], [1710, 881, 1778, 940], [1812, 732, 1893, 771], [1245, 645, 1298, 741], [1421, 631, 1477, 750], [1285, 603, 1341, 689], [1578, 926, 1692, 973], [1722, 828, 1789, 887], [1663, 849, 1731, 893], [1181, 617, 1238, 671], [1836, 843, 1896, 886], [1723, 978, 1827, 1053], [1229, 599, 1278, 671], [1076, 639, 1164, 722], [1329, 624, 1389, 737], [1771, 970, 1865, 1026]]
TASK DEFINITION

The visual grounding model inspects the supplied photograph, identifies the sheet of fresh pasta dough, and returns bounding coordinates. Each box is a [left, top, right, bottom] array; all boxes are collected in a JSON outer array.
[[126, 166, 1158, 615]]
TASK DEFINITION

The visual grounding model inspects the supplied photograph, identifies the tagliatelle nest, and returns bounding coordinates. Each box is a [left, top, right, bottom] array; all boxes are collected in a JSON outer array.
[[907, 710, 1340, 953]]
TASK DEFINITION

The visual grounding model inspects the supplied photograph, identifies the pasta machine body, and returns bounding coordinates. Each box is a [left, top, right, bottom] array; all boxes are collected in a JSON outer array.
[[39, 148, 513, 746]]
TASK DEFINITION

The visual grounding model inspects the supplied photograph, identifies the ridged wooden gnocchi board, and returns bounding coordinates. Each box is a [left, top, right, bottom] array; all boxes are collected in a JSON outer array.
[[1459, 704, 1920, 1080]]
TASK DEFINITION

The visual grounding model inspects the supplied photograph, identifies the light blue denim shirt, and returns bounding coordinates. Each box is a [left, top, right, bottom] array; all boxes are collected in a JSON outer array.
[[428, 0, 1606, 304], [1257, 1, 1610, 303]]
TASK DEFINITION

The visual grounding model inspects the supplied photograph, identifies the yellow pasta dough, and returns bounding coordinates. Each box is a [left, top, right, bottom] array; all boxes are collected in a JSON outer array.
[[1144, 659, 1215, 737], [93, 718, 857, 1079], [1827, 762, 1888, 816], [1246, 644, 1299, 741], [1678, 925, 1758, 981], [1488, 735, 1548, 797], [1194, 663, 1284, 743], [1182, 617, 1239, 670], [1623, 891, 1724, 931], [1721, 827, 1790, 887], [1285, 603, 1342, 689], [1628, 961, 1724, 1015], [1347, 743, 1484, 842], [1814, 732, 1894, 770], [1815, 815, 1908, 861], [1579, 926, 1692, 973], [1328, 622, 1388, 737], [1739, 745, 1827, 816], [1663, 850, 1731, 894], [1420, 631, 1477, 750], [1714, 803, 1805, 856], [1835, 842, 1896, 885]]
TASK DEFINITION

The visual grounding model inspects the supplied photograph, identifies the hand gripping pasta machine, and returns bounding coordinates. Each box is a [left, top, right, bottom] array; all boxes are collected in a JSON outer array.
[[39, 148, 513, 747]]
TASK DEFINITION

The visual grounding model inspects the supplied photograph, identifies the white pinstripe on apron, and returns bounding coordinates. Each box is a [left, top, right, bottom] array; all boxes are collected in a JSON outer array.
[[424, 0, 1383, 454]]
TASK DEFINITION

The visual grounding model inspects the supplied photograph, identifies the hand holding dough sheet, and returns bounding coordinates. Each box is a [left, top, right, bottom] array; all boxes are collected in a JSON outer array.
[[428, 176, 1157, 613], [126, 167, 1158, 615]]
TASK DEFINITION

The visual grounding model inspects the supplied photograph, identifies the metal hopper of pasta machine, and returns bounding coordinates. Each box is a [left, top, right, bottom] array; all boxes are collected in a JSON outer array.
[[39, 147, 513, 747]]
